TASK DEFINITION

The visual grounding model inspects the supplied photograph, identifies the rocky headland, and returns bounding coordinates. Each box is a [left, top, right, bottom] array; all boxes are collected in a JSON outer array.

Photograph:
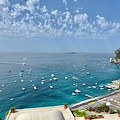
[[110, 48, 120, 63]]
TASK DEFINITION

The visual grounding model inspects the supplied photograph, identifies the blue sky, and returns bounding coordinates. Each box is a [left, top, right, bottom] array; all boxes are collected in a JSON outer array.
[[0, 0, 120, 53]]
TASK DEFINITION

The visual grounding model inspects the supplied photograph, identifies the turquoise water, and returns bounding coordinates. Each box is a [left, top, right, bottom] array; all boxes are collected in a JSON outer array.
[[0, 53, 120, 119]]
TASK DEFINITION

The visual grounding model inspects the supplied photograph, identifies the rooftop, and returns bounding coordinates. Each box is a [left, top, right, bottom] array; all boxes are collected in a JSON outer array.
[[6, 105, 74, 120]]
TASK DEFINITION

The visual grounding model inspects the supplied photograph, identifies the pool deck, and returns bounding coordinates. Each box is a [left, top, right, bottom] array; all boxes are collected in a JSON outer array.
[[6, 105, 75, 120]]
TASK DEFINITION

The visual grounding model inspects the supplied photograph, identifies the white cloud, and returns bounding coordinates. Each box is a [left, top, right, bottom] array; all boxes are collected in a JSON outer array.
[[0, 0, 10, 6], [74, 0, 78, 2], [0, 0, 120, 40], [41, 5, 48, 13], [96, 15, 108, 28], [51, 9, 58, 15]]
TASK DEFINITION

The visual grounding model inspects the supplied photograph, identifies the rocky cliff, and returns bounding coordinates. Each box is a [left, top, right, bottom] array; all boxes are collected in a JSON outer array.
[[110, 48, 120, 63]]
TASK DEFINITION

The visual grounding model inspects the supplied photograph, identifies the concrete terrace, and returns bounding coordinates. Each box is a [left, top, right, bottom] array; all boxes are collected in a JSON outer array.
[[6, 105, 74, 120]]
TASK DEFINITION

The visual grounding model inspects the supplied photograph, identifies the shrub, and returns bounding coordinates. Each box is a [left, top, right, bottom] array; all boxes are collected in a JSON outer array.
[[64, 103, 67, 106], [109, 109, 116, 114], [117, 110, 120, 114], [5, 111, 9, 117], [72, 110, 87, 117], [10, 107, 15, 111]]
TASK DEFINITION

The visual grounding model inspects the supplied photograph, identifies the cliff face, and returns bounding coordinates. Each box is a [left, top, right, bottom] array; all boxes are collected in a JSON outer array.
[[110, 48, 120, 63], [114, 48, 120, 59]]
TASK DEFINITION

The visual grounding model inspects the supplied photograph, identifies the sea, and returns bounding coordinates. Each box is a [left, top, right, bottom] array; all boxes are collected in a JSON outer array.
[[0, 53, 120, 119]]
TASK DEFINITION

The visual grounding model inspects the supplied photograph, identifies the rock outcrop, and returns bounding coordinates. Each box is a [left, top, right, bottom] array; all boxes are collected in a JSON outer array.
[[110, 48, 120, 63]]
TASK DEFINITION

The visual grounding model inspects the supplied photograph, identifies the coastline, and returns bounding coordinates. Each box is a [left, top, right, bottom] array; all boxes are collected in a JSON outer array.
[[69, 90, 120, 109]]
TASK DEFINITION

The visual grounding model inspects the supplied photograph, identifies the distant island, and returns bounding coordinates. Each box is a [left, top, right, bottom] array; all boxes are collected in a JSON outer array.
[[110, 48, 120, 63], [68, 52, 77, 54]]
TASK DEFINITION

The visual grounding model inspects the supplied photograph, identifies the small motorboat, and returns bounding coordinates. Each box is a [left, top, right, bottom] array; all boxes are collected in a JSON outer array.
[[81, 69, 85, 71], [10, 98, 14, 101], [87, 72, 90, 75], [75, 89, 81, 93], [72, 77, 76, 79], [99, 85, 103, 88], [22, 88, 25, 91], [42, 80, 45, 82], [65, 77, 68, 80], [21, 80, 24, 82], [87, 86, 91, 89], [19, 73, 23, 77], [42, 82, 44, 84], [50, 79, 52, 81], [34, 86, 37, 90], [50, 86, 53, 89], [51, 74, 55, 77], [21, 63, 26, 65], [14, 81, 17, 83], [21, 69, 24, 72], [72, 93, 75, 96], [30, 80, 32, 82], [53, 77, 57, 80], [42, 77, 44, 80], [29, 69, 32, 72], [82, 83, 86, 86], [92, 86, 96, 88], [2, 84, 4, 87]]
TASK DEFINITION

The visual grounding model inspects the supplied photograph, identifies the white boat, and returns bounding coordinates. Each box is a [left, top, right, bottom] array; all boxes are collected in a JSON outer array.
[[87, 86, 91, 89], [14, 81, 17, 83], [32, 84, 34, 86], [53, 77, 57, 80], [87, 72, 90, 75], [81, 69, 85, 71], [30, 80, 32, 82], [100, 88, 104, 90], [2, 84, 4, 87], [21, 69, 24, 72], [42, 77, 44, 80], [22, 88, 25, 91], [95, 82, 97, 85], [75, 89, 81, 93], [21, 80, 24, 82], [28, 69, 32, 72], [0, 90, 2, 92], [42, 82, 44, 84], [34, 86, 37, 90], [21, 63, 26, 65], [99, 85, 103, 88], [108, 89, 111, 91], [51, 74, 55, 77], [19, 73, 23, 77], [74, 65, 76, 67], [50, 79, 52, 81], [92, 86, 96, 88], [10, 98, 14, 101], [82, 83, 86, 86], [72, 93, 75, 96], [42, 80, 45, 82], [65, 77, 68, 80], [72, 77, 76, 79], [36, 77, 38, 79], [50, 86, 53, 89], [23, 58, 27, 60]]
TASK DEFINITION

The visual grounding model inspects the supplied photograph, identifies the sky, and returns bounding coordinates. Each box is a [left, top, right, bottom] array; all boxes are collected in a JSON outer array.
[[0, 0, 120, 53]]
